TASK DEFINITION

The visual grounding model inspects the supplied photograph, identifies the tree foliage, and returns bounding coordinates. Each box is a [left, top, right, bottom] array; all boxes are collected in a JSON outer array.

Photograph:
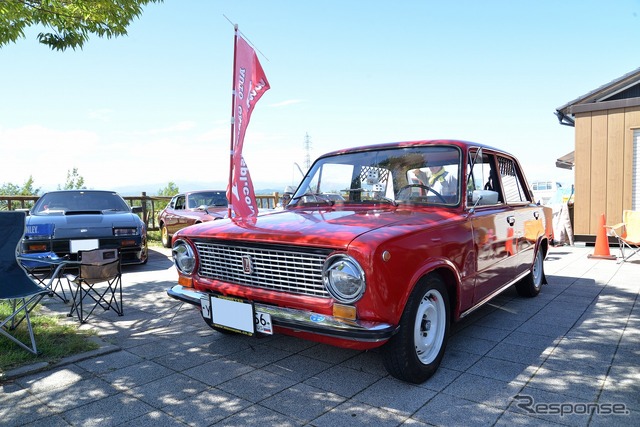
[[0, 175, 40, 196], [0, 175, 41, 210], [157, 182, 179, 197], [58, 167, 85, 190], [0, 0, 162, 51]]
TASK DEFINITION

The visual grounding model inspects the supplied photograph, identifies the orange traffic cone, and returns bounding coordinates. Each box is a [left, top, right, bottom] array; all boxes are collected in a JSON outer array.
[[588, 213, 617, 260]]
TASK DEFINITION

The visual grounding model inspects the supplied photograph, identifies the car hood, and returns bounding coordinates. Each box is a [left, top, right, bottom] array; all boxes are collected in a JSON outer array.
[[177, 206, 459, 249], [26, 212, 142, 239]]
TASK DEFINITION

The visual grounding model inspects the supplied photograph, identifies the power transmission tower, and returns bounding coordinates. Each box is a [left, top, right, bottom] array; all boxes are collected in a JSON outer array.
[[303, 133, 312, 170]]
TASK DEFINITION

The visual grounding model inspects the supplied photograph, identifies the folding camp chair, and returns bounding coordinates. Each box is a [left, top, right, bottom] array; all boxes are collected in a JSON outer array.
[[0, 211, 49, 354], [606, 210, 640, 262], [66, 248, 123, 323], [19, 223, 68, 302]]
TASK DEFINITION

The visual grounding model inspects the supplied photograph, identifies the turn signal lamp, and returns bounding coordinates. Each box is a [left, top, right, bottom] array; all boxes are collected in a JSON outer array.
[[26, 243, 48, 252], [178, 275, 193, 288], [333, 303, 357, 320]]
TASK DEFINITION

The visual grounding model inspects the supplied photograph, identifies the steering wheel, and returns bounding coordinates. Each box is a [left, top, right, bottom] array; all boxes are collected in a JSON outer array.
[[397, 184, 447, 203]]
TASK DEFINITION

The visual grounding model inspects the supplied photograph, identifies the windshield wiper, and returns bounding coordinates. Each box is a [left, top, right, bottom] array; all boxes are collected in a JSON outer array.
[[291, 192, 335, 206], [376, 197, 398, 206], [343, 189, 398, 206]]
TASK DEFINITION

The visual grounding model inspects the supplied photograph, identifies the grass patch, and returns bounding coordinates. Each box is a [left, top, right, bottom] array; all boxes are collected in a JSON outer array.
[[147, 230, 162, 247], [0, 302, 98, 374]]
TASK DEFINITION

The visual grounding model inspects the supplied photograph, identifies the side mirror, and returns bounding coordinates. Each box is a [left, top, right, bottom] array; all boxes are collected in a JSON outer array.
[[131, 206, 143, 213], [471, 190, 499, 206]]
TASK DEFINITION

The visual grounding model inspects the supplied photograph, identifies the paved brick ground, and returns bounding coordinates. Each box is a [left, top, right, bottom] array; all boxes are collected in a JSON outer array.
[[1, 245, 638, 426]]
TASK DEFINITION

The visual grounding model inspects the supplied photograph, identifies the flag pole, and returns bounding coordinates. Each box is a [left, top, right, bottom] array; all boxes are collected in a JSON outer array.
[[228, 24, 239, 219]]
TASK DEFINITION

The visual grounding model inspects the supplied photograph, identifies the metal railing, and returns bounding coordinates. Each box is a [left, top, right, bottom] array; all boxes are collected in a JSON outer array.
[[0, 192, 280, 231]]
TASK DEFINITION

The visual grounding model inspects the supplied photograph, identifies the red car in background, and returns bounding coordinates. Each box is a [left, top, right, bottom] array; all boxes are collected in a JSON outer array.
[[157, 190, 227, 247], [167, 140, 553, 383]]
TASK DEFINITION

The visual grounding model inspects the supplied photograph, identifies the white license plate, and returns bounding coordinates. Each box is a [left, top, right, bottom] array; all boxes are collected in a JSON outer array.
[[70, 239, 99, 253], [205, 295, 273, 336], [255, 310, 273, 335]]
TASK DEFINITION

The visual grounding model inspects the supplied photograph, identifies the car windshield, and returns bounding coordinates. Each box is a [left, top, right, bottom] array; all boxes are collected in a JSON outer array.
[[289, 145, 462, 207], [187, 191, 228, 209], [32, 191, 131, 215]]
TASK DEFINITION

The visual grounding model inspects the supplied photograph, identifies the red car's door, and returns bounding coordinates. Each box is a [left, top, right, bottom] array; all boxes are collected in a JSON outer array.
[[466, 148, 522, 305], [469, 205, 518, 304], [166, 195, 186, 235]]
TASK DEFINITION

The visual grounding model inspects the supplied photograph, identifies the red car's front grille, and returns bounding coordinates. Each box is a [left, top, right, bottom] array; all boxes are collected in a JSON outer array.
[[194, 241, 331, 298]]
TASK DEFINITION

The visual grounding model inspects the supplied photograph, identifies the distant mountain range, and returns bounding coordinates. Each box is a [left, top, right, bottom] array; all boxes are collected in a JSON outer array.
[[111, 180, 294, 197]]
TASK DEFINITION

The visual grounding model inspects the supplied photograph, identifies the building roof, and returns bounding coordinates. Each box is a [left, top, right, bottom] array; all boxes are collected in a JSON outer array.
[[555, 67, 640, 126]]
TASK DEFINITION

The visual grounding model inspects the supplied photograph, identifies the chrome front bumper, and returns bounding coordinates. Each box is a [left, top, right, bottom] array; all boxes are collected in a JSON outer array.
[[167, 285, 396, 343]]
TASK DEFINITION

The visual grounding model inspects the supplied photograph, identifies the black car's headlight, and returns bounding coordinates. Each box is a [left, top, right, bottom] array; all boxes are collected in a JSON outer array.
[[113, 227, 139, 236], [173, 240, 195, 275], [322, 254, 365, 303]]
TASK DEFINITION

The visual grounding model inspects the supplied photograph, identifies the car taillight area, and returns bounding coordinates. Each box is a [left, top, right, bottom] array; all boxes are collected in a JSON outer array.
[[193, 240, 333, 298]]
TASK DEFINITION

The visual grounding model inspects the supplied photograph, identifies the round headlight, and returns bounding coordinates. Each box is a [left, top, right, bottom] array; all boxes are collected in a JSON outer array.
[[322, 254, 365, 303], [172, 240, 195, 274]]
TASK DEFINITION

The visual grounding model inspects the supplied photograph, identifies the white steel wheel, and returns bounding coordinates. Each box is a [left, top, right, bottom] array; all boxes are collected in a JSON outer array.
[[531, 250, 543, 289], [516, 249, 544, 297], [414, 288, 447, 364], [382, 274, 450, 384]]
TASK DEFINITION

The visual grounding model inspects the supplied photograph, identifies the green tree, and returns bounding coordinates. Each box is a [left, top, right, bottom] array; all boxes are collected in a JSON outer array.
[[0, 0, 163, 51], [58, 167, 85, 190], [0, 175, 41, 210], [0, 175, 41, 196], [157, 182, 179, 197]]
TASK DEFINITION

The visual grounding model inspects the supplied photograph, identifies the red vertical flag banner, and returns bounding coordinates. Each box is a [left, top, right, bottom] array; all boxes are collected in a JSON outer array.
[[227, 29, 270, 219]]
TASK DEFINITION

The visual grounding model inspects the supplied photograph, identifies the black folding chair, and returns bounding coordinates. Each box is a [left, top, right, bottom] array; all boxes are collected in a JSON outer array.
[[19, 223, 69, 303], [0, 211, 49, 354], [66, 248, 123, 323]]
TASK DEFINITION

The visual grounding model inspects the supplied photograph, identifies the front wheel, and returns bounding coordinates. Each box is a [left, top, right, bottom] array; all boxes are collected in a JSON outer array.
[[515, 249, 544, 297], [382, 274, 450, 383]]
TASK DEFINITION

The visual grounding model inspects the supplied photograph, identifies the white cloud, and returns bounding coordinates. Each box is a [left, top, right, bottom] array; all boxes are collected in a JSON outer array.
[[1, 125, 100, 189]]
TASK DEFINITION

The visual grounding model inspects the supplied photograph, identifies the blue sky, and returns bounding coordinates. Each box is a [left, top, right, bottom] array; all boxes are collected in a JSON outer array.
[[2, 0, 639, 194]]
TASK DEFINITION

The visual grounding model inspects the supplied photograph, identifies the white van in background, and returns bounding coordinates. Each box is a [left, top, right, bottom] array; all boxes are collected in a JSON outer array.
[[531, 181, 573, 205]]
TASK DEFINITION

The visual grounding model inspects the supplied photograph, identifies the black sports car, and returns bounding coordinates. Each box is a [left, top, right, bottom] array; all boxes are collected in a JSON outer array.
[[21, 190, 148, 265]]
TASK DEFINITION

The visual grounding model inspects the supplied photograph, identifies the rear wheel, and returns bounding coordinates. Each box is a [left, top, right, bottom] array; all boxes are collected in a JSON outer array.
[[382, 274, 450, 383], [161, 225, 171, 248], [516, 249, 544, 297]]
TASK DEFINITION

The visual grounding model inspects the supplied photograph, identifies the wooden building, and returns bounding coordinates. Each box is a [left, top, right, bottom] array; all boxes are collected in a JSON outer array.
[[555, 67, 640, 242]]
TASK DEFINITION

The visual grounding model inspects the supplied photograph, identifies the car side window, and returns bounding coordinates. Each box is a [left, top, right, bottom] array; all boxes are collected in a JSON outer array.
[[174, 196, 186, 210], [168, 196, 177, 209], [467, 150, 503, 206], [498, 156, 529, 204]]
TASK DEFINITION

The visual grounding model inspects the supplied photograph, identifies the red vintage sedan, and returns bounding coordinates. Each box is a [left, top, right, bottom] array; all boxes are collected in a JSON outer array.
[[157, 190, 227, 247], [167, 140, 553, 383]]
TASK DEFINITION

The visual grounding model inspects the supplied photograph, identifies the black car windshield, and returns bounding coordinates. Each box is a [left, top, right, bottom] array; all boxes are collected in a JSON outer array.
[[32, 191, 131, 215], [289, 145, 462, 207]]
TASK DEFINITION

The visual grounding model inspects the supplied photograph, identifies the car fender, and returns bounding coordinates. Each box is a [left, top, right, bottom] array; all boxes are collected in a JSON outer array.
[[398, 256, 462, 324]]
